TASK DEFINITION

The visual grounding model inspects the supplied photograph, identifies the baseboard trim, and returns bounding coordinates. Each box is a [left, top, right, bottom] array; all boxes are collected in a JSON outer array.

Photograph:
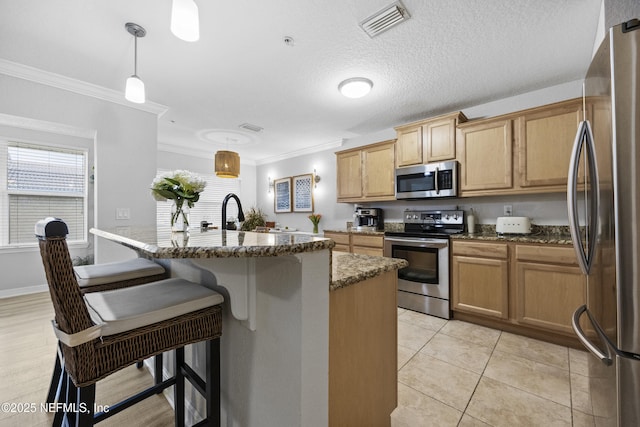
[[0, 284, 48, 299]]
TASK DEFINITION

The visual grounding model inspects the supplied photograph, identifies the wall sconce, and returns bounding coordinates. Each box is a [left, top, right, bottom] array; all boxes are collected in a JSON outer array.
[[313, 169, 321, 188], [268, 176, 274, 193]]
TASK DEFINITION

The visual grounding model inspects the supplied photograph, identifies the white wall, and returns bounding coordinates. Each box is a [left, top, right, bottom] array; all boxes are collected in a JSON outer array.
[[157, 150, 257, 218], [255, 81, 583, 233], [0, 74, 159, 296]]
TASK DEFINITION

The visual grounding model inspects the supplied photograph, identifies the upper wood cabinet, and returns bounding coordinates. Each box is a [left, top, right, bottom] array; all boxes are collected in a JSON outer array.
[[336, 150, 363, 200], [457, 98, 584, 197], [336, 140, 395, 203], [458, 119, 513, 194], [517, 100, 583, 188], [395, 126, 422, 167], [395, 111, 467, 167]]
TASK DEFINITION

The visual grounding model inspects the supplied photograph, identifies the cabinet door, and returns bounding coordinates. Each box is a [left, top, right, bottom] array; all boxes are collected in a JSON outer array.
[[458, 120, 513, 192], [515, 261, 586, 334], [396, 127, 422, 167], [515, 244, 588, 334], [517, 101, 583, 188], [424, 116, 456, 162], [324, 232, 351, 253], [452, 255, 509, 319], [336, 151, 362, 200], [362, 142, 395, 198]]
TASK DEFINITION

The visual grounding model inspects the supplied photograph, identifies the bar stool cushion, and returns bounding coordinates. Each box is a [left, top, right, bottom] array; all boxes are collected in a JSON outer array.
[[84, 278, 224, 336], [74, 258, 165, 288]]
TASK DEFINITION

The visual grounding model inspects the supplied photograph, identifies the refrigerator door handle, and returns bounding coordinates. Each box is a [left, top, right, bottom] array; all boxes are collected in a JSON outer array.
[[567, 120, 599, 275], [572, 304, 613, 365], [573, 304, 640, 363]]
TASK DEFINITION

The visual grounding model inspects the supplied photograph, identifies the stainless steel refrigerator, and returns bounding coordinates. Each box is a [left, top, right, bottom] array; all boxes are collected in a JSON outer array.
[[567, 18, 640, 427]]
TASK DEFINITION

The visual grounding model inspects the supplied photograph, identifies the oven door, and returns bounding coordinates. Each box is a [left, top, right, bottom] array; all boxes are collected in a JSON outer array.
[[384, 236, 449, 300]]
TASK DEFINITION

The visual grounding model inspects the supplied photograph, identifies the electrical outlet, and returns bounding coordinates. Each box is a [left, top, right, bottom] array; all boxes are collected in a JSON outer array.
[[503, 205, 513, 216], [116, 208, 130, 220]]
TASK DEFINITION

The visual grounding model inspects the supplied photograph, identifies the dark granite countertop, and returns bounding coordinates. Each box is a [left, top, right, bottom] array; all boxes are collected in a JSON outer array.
[[451, 224, 574, 245], [331, 251, 407, 291], [91, 226, 334, 258]]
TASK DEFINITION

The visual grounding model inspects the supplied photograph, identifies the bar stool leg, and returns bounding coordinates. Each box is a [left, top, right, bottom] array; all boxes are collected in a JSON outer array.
[[206, 339, 221, 427], [155, 354, 164, 386], [76, 384, 96, 427], [47, 348, 63, 403], [175, 347, 185, 427]]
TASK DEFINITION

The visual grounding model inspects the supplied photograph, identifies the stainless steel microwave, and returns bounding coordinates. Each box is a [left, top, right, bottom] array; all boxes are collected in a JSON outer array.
[[395, 161, 458, 199]]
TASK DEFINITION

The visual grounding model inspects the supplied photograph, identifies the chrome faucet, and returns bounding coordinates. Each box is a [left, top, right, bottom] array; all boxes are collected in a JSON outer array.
[[221, 193, 245, 230]]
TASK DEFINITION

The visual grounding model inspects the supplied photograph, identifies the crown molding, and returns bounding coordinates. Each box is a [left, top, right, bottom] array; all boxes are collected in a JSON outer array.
[[0, 59, 168, 116], [0, 113, 96, 139], [254, 139, 345, 165]]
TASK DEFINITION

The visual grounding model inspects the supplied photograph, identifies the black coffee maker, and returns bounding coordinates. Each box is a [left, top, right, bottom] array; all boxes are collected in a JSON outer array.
[[354, 207, 384, 231]]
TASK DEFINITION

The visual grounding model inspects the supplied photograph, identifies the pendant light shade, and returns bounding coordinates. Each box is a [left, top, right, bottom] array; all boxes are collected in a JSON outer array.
[[125, 23, 146, 104], [171, 0, 200, 42], [215, 150, 240, 178], [125, 75, 145, 103]]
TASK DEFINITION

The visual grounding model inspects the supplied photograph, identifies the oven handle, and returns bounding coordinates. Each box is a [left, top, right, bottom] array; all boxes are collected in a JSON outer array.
[[384, 236, 448, 248]]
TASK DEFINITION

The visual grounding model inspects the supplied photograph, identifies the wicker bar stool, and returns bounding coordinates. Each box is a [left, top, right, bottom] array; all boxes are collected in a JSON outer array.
[[36, 218, 223, 427], [47, 257, 168, 405]]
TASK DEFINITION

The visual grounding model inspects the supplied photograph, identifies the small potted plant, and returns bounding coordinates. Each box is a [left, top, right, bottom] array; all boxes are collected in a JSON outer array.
[[240, 207, 267, 231], [308, 213, 322, 234]]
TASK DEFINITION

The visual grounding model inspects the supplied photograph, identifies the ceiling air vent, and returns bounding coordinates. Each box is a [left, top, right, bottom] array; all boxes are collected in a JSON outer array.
[[359, 1, 411, 38], [238, 123, 263, 133]]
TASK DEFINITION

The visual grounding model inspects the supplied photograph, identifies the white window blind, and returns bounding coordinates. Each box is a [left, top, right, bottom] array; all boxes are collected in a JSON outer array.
[[155, 170, 241, 229], [1, 140, 87, 247]]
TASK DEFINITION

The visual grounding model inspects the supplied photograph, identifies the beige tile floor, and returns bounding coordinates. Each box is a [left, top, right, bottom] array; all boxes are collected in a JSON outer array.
[[392, 308, 600, 427]]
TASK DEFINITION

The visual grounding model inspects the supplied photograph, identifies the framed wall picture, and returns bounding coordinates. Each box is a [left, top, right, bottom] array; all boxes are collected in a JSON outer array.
[[292, 174, 314, 212], [274, 177, 292, 213]]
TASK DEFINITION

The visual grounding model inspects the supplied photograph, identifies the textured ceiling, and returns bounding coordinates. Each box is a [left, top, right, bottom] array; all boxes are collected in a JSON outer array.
[[0, 0, 603, 163]]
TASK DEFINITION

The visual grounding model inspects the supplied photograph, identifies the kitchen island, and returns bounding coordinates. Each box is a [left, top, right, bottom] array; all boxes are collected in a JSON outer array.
[[90, 227, 406, 427]]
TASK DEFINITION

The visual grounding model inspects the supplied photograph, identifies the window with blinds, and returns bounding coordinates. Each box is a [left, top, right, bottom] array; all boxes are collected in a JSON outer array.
[[1, 141, 87, 247], [155, 169, 241, 229]]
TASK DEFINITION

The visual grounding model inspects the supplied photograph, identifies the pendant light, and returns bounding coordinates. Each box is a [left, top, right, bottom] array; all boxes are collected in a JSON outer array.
[[171, 0, 200, 42], [125, 23, 146, 104], [215, 150, 240, 178]]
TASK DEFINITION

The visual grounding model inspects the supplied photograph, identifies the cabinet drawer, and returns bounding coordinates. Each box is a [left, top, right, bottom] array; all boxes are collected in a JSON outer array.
[[452, 241, 508, 259], [352, 246, 384, 257], [351, 234, 384, 248], [516, 245, 578, 265], [325, 232, 350, 245]]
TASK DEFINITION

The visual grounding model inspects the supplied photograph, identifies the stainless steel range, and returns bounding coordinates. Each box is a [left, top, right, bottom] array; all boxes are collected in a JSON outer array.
[[384, 209, 464, 319]]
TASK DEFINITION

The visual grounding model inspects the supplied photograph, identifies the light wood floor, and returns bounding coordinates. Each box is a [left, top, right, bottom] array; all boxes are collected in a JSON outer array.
[[0, 292, 175, 426]]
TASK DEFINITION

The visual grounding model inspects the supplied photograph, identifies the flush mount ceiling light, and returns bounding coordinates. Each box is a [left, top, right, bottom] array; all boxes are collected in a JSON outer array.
[[124, 22, 146, 104], [171, 0, 200, 42], [215, 150, 240, 178], [338, 77, 373, 99]]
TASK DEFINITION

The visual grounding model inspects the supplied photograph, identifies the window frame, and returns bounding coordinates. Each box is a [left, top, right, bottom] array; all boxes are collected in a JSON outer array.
[[0, 138, 89, 250]]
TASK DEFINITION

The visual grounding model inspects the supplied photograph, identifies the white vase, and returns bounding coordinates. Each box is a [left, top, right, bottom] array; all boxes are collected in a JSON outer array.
[[171, 200, 190, 232]]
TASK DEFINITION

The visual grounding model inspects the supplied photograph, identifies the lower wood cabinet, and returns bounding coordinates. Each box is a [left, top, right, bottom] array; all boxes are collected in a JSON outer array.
[[324, 231, 384, 256], [351, 234, 384, 257], [514, 245, 587, 335], [452, 241, 509, 319], [452, 239, 588, 345], [329, 270, 397, 426], [324, 231, 350, 252]]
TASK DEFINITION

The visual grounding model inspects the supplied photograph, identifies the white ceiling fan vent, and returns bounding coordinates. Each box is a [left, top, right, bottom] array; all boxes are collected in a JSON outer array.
[[359, 1, 411, 38], [238, 123, 263, 133]]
